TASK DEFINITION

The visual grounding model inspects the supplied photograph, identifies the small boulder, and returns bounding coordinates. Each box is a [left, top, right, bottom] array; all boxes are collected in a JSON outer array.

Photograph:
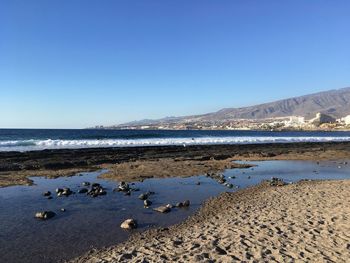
[[43, 191, 51, 197], [120, 219, 137, 229], [153, 205, 171, 213], [62, 188, 73, 196], [144, 200, 152, 207], [82, 182, 90, 186], [183, 200, 190, 207], [35, 211, 56, 220], [138, 193, 149, 200], [175, 202, 183, 207], [118, 182, 130, 192], [91, 183, 101, 188], [56, 188, 63, 194]]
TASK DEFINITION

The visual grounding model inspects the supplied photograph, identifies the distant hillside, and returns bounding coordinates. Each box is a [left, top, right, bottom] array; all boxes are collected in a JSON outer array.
[[115, 87, 350, 127]]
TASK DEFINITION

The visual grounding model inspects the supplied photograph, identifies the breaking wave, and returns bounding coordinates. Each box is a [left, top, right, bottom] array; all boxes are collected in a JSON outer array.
[[1, 136, 350, 152]]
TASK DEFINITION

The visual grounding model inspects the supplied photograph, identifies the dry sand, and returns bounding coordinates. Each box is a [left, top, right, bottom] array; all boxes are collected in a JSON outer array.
[[73, 180, 350, 263]]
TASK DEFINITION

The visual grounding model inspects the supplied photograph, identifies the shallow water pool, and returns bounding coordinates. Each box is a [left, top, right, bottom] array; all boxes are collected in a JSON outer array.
[[0, 160, 350, 263]]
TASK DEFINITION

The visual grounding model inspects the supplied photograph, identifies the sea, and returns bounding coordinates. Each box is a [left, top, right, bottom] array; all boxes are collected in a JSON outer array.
[[1, 129, 350, 152]]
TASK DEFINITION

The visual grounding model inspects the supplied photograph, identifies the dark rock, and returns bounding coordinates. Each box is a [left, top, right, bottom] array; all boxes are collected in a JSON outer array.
[[226, 183, 234, 188], [62, 187, 73, 196], [47, 196, 53, 200], [91, 183, 100, 188], [144, 200, 152, 207], [55, 188, 63, 194], [138, 193, 149, 200], [43, 191, 51, 197], [99, 190, 107, 195], [87, 183, 107, 197], [78, 188, 88, 194], [118, 182, 130, 192], [82, 182, 90, 186], [183, 200, 190, 207], [175, 202, 184, 207]]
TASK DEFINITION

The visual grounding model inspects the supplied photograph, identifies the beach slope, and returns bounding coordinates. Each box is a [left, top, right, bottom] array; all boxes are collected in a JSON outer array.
[[73, 180, 350, 262]]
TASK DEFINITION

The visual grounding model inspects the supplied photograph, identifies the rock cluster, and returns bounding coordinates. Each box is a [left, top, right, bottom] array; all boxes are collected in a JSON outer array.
[[115, 181, 140, 196], [206, 172, 236, 189], [269, 177, 286, 186], [87, 183, 106, 197]]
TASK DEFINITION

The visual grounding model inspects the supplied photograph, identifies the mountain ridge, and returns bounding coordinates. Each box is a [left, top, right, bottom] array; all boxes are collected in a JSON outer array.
[[115, 87, 350, 127]]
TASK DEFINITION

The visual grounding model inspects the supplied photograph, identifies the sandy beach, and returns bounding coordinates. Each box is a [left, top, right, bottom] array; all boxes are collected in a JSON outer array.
[[1, 142, 350, 262], [72, 179, 350, 262]]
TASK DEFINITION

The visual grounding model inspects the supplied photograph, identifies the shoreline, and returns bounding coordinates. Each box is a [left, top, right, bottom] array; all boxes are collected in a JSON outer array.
[[1, 142, 350, 262], [71, 179, 350, 262], [1, 141, 350, 187]]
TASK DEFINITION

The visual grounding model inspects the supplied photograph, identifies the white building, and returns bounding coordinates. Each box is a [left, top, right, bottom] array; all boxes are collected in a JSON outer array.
[[285, 116, 305, 127], [341, 115, 350, 125]]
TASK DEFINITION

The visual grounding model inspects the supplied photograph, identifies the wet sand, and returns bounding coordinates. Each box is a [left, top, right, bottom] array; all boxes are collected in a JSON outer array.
[[1, 141, 350, 187], [72, 179, 350, 263]]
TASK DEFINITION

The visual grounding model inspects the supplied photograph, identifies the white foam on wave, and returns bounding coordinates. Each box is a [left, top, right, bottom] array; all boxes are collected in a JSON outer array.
[[1, 136, 350, 152]]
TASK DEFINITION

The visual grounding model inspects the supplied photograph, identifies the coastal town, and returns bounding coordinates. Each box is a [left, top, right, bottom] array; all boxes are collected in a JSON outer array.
[[97, 113, 350, 131]]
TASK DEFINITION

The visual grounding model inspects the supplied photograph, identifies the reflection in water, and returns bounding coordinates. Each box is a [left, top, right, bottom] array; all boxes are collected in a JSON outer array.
[[0, 160, 350, 263]]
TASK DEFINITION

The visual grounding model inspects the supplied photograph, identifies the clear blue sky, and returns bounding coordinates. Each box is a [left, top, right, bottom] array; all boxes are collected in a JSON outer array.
[[1, 0, 350, 128]]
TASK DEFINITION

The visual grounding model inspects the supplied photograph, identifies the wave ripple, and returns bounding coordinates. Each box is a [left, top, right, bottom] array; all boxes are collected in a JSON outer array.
[[1, 136, 350, 152]]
